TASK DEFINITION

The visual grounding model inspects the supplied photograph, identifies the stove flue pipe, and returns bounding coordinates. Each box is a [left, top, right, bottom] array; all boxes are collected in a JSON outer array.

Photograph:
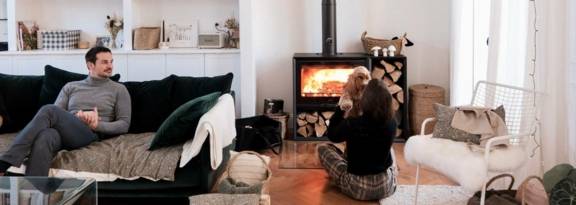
[[322, 0, 337, 56]]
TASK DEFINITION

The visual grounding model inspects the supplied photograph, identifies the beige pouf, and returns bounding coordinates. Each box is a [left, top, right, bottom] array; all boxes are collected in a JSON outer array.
[[409, 84, 445, 135]]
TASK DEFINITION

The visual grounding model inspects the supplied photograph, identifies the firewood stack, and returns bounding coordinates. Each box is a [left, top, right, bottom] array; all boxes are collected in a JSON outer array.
[[296, 111, 334, 138], [371, 60, 405, 137]]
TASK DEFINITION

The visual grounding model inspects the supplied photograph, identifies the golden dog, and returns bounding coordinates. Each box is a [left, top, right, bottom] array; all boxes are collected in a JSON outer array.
[[338, 66, 371, 118]]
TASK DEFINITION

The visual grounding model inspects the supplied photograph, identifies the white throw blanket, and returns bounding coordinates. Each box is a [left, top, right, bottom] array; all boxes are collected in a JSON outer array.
[[180, 94, 236, 169]]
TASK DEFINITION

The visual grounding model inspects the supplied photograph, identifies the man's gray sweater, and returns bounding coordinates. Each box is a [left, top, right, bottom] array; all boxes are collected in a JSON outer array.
[[55, 76, 131, 135]]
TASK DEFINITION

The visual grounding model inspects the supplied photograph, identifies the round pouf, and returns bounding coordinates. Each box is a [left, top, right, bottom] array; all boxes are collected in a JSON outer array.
[[409, 84, 445, 135]]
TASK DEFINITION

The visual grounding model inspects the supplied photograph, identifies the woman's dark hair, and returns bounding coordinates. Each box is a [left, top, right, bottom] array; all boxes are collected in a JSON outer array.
[[360, 79, 394, 123], [85, 46, 112, 64]]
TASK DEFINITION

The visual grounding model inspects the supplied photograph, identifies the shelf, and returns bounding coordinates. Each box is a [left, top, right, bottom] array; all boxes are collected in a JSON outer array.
[[5, 0, 240, 52], [0, 48, 239, 55]]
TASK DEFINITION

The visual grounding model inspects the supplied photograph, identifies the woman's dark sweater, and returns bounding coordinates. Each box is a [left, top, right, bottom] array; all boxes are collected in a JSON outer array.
[[326, 108, 396, 176]]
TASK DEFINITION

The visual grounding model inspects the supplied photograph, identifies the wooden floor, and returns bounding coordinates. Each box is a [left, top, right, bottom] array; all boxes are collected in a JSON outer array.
[[263, 142, 457, 205]]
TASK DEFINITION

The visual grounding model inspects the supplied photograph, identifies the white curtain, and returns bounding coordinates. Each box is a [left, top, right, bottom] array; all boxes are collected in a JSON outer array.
[[451, 0, 575, 174], [535, 0, 575, 171], [450, 0, 491, 106]]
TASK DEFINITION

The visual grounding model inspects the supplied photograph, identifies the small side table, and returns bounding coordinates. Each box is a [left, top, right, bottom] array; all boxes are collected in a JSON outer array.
[[0, 177, 97, 205]]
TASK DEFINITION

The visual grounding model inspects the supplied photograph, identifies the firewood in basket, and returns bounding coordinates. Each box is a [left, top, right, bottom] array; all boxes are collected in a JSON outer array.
[[397, 90, 404, 104], [321, 111, 335, 120], [394, 62, 404, 70], [371, 66, 385, 80], [306, 112, 319, 123], [298, 113, 306, 120], [297, 118, 308, 127], [387, 84, 402, 95], [297, 126, 308, 137], [306, 124, 314, 137], [381, 60, 396, 73], [390, 70, 402, 82], [383, 76, 394, 87], [392, 98, 400, 111]]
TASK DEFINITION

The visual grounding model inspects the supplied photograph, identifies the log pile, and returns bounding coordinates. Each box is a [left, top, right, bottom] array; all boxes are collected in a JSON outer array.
[[371, 59, 405, 137], [296, 111, 334, 138]]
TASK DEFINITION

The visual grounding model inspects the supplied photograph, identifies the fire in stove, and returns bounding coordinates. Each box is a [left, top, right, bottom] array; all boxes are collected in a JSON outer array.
[[300, 65, 354, 97]]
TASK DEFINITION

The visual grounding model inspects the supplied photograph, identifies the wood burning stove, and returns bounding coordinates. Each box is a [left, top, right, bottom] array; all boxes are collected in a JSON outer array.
[[291, 0, 409, 141], [292, 53, 370, 140]]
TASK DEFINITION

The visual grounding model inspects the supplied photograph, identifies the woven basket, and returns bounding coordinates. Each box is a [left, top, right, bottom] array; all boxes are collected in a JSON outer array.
[[133, 27, 160, 50], [361, 31, 406, 55], [409, 84, 445, 135], [218, 151, 272, 195]]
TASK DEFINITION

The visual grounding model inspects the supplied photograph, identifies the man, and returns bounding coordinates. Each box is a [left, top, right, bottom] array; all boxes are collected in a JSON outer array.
[[0, 46, 131, 176]]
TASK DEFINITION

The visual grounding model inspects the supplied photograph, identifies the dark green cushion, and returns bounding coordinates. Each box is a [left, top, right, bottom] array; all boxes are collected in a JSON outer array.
[[39, 65, 120, 106], [170, 73, 233, 110], [149, 92, 221, 150], [0, 73, 44, 133]]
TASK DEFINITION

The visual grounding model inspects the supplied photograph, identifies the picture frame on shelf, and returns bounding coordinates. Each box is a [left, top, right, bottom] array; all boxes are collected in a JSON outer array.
[[167, 20, 199, 48], [96, 36, 111, 48]]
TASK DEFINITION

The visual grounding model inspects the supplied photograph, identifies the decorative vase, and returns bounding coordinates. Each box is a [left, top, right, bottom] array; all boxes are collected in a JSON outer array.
[[110, 33, 118, 48]]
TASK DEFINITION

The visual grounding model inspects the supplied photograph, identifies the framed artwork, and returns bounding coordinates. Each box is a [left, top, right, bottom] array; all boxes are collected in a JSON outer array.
[[96, 36, 111, 48]]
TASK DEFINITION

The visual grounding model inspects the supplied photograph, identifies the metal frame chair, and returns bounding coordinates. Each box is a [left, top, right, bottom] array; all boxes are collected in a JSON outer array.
[[408, 81, 538, 205]]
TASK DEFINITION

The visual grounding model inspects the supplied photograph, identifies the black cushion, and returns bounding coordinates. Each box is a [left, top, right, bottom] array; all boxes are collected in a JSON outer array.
[[39, 65, 121, 106], [149, 92, 221, 150], [0, 73, 44, 133], [123, 76, 175, 133], [171, 73, 233, 110]]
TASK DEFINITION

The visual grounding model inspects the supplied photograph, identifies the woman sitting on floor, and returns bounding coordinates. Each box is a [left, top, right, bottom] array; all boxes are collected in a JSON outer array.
[[318, 79, 397, 201]]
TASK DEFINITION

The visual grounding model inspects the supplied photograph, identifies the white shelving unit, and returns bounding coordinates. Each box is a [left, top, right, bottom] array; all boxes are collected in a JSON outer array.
[[0, 0, 252, 117], [5, 0, 239, 52]]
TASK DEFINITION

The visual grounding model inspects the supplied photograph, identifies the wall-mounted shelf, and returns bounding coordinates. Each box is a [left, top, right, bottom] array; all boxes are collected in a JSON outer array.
[[0, 48, 239, 55], [5, 0, 239, 52]]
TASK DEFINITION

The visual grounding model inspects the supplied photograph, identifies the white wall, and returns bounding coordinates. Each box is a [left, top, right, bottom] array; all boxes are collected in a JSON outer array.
[[15, 0, 123, 45], [133, 0, 239, 33], [252, 0, 451, 119]]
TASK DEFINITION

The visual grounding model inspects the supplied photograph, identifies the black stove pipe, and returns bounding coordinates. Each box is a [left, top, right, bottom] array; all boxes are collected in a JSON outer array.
[[322, 0, 337, 55]]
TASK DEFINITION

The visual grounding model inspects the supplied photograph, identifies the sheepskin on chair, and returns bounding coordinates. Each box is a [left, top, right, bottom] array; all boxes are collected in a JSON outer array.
[[404, 135, 527, 191]]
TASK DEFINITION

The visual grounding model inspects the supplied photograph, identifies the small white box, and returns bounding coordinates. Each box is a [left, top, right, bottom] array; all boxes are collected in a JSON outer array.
[[198, 33, 224, 49]]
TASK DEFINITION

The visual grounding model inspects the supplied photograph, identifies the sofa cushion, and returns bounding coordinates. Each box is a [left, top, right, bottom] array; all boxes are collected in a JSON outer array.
[[170, 73, 233, 110], [123, 76, 175, 133], [0, 73, 44, 133], [149, 92, 221, 150], [39, 65, 121, 106]]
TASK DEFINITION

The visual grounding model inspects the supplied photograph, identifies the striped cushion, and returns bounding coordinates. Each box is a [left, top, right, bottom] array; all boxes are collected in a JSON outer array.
[[228, 151, 270, 185]]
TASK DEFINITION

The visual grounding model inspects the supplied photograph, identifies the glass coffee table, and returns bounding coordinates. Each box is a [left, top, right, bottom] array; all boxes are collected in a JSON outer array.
[[0, 177, 96, 205]]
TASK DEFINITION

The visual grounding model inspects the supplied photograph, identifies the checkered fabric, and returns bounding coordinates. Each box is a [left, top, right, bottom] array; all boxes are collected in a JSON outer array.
[[40, 30, 80, 50], [318, 144, 397, 200]]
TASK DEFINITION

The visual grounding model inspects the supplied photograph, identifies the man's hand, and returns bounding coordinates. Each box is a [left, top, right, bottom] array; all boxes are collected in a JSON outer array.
[[76, 107, 99, 130]]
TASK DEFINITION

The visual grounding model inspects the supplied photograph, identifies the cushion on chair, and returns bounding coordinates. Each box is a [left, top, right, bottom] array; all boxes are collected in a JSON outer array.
[[405, 134, 526, 191], [432, 104, 505, 144]]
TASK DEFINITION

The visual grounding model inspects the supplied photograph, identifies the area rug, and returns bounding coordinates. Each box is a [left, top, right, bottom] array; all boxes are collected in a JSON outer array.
[[380, 185, 473, 205]]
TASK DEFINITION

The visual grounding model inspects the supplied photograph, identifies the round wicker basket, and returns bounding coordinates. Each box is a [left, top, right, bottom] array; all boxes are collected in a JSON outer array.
[[409, 84, 445, 135]]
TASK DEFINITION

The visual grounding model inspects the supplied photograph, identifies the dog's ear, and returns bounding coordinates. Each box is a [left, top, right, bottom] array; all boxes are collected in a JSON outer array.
[[354, 75, 365, 90], [343, 75, 355, 93]]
